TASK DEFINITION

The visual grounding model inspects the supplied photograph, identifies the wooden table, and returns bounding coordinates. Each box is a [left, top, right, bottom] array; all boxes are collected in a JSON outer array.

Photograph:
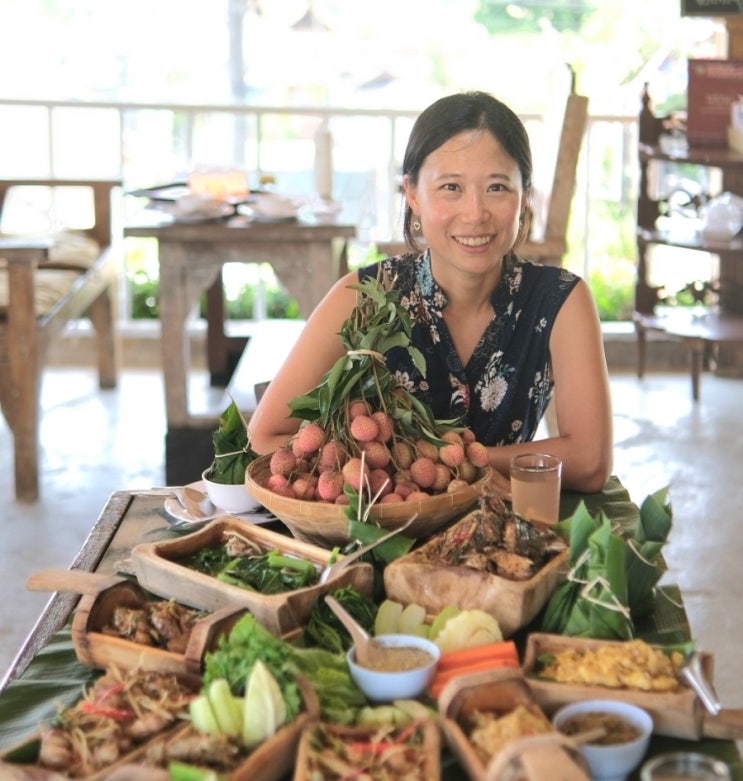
[[1, 488, 741, 779], [125, 215, 356, 427]]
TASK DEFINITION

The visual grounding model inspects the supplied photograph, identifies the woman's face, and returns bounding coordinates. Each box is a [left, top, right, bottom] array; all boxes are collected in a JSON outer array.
[[403, 129, 526, 274]]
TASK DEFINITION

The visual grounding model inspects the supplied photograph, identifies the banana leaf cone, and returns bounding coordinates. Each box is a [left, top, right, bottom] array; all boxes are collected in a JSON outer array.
[[206, 400, 259, 485], [625, 486, 673, 618]]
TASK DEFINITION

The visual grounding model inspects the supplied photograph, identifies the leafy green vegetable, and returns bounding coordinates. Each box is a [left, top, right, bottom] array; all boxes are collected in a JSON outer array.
[[203, 614, 366, 725], [216, 549, 318, 593], [304, 586, 378, 653], [205, 400, 259, 485]]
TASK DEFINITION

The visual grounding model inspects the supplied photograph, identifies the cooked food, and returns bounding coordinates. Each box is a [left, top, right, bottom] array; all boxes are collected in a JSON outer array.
[[303, 721, 431, 780], [410, 491, 567, 581], [175, 529, 319, 593], [537, 639, 684, 692], [468, 704, 554, 763], [363, 644, 435, 672], [37, 667, 195, 778], [100, 599, 202, 653], [559, 711, 642, 745]]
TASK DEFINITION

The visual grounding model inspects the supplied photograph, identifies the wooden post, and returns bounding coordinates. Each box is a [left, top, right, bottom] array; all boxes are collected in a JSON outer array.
[[726, 16, 743, 59]]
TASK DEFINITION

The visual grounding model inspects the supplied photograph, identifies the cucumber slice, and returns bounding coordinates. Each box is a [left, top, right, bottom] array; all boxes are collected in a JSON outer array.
[[374, 599, 404, 635]]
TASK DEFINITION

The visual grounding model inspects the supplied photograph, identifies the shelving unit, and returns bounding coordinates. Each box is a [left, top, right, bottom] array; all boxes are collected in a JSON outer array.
[[634, 87, 743, 400]]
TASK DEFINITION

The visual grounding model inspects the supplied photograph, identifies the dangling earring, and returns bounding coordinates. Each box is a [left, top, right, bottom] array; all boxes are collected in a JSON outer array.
[[412, 217, 421, 231]]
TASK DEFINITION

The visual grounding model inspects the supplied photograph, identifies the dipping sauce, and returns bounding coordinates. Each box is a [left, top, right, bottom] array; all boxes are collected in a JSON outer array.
[[363, 643, 435, 672], [560, 711, 642, 745]]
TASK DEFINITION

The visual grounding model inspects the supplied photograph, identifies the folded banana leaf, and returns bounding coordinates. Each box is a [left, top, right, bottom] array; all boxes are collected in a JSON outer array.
[[206, 399, 259, 485], [541, 485, 672, 640]]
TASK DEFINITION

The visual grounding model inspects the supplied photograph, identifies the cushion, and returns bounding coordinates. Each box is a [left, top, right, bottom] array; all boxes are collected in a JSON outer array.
[[0, 230, 101, 317]]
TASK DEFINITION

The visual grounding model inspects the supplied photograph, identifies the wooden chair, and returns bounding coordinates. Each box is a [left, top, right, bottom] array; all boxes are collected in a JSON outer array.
[[517, 92, 589, 267], [0, 179, 122, 501]]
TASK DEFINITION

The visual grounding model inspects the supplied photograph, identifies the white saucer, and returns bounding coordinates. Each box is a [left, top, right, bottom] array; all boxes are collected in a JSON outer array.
[[162, 482, 274, 526]]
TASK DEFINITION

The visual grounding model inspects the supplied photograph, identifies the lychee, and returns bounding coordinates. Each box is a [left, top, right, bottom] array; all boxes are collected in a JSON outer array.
[[391, 441, 414, 469], [371, 411, 394, 442], [350, 414, 379, 443], [362, 440, 391, 469], [410, 456, 437, 489], [317, 470, 345, 502], [415, 439, 440, 461], [441, 431, 464, 447], [439, 443, 465, 467], [295, 422, 326, 456], [368, 468, 392, 498], [466, 441, 489, 467], [347, 399, 371, 420], [342, 457, 369, 492], [447, 478, 470, 493], [319, 439, 347, 469], [270, 447, 296, 477], [432, 462, 451, 492]]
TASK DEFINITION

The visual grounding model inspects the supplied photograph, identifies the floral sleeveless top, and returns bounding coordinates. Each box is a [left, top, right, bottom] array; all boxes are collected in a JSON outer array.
[[358, 250, 580, 446]]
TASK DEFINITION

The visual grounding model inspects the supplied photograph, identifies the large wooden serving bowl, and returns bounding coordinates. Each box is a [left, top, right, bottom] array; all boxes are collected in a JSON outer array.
[[246, 455, 491, 547], [130, 518, 374, 635]]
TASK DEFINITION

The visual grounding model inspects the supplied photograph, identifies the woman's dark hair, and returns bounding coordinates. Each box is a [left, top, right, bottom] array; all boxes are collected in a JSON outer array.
[[401, 90, 533, 249]]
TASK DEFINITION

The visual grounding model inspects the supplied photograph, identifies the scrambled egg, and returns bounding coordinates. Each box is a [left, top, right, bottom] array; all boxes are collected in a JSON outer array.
[[540, 640, 684, 692], [469, 704, 554, 763]]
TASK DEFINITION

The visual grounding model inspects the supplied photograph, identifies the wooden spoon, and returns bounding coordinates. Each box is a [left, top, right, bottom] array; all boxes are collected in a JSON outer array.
[[324, 595, 382, 669]]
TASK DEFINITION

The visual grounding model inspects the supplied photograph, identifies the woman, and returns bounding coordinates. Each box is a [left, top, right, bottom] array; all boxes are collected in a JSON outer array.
[[249, 90, 613, 496]]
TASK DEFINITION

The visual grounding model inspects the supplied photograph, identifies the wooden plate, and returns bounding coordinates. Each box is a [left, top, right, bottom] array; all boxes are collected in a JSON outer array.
[[522, 632, 711, 740], [130, 518, 374, 635], [246, 455, 490, 546]]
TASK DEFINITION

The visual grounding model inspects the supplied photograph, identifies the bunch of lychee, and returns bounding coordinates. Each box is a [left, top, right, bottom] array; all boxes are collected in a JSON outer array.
[[259, 399, 489, 505]]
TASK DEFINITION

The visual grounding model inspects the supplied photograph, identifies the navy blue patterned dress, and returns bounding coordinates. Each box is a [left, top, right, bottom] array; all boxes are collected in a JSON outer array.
[[358, 250, 580, 446]]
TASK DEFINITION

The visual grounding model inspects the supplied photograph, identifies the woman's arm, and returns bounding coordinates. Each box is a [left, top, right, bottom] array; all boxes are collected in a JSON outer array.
[[485, 278, 614, 494], [247, 270, 360, 454]]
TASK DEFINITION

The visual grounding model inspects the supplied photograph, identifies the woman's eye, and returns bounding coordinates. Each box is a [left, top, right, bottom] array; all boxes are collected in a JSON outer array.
[[442, 182, 459, 192]]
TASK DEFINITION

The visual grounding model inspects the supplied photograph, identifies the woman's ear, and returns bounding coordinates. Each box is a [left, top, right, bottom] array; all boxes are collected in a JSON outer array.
[[402, 173, 419, 213]]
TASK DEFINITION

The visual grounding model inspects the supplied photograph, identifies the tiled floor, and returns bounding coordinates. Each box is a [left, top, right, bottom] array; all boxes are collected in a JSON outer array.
[[2, 365, 742, 715]]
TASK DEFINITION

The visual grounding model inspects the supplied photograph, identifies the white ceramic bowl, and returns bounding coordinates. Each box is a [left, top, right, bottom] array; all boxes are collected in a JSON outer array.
[[552, 699, 653, 781], [201, 469, 261, 514], [347, 634, 440, 702]]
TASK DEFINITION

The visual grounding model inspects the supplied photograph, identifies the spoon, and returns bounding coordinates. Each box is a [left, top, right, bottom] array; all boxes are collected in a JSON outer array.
[[147, 485, 216, 517], [324, 595, 383, 669], [319, 515, 416, 584], [680, 650, 722, 716]]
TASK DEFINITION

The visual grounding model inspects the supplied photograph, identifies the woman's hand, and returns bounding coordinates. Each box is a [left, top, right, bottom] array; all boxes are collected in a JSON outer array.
[[487, 468, 512, 502]]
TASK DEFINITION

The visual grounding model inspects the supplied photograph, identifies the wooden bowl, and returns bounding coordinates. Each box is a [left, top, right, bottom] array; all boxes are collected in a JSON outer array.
[[292, 718, 441, 781], [522, 632, 711, 740], [71, 578, 249, 676], [130, 518, 375, 635], [437, 668, 576, 781], [383, 509, 569, 638], [245, 455, 491, 547]]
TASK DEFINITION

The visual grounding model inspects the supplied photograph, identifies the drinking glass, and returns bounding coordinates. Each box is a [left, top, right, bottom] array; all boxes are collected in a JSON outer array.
[[510, 453, 562, 524], [640, 752, 732, 781]]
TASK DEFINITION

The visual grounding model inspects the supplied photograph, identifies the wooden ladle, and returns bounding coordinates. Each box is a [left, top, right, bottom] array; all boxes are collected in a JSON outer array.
[[324, 595, 383, 669], [26, 568, 129, 595]]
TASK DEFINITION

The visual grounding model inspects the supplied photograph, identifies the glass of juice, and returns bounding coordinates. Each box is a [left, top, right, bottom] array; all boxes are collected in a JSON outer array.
[[640, 752, 731, 781], [510, 453, 562, 524]]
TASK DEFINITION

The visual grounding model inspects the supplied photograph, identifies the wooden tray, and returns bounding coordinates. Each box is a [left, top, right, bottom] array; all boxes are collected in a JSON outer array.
[[246, 455, 490, 546], [292, 718, 441, 781], [71, 579, 249, 676], [437, 667, 584, 781], [0, 669, 202, 780], [383, 518, 569, 637], [130, 518, 375, 635], [522, 632, 712, 740]]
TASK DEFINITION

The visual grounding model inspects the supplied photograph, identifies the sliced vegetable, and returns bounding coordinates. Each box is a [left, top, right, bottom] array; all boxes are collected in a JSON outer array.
[[434, 609, 503, 653], [189, 695, 221, 736], [396, 603, 427, 635], [207, 678, 242, 737], [428, 604, 461, 640], [242, 659, 287, 748], [168, 761, 228, 781], [430, 657, 520, 700], [374, 599, 404, 636], [436, 640, 518, 672]]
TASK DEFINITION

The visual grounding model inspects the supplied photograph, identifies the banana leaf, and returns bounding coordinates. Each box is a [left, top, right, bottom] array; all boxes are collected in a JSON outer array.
[[206, 400, 259, 485], [626, 485, 673, 618]]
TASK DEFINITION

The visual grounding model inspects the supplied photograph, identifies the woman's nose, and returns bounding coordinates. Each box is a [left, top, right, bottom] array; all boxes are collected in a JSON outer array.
[[461, 191, 488, 221]]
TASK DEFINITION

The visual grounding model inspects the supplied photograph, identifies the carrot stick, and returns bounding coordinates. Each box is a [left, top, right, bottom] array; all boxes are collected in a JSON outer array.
[[437, 640, 518, 672]]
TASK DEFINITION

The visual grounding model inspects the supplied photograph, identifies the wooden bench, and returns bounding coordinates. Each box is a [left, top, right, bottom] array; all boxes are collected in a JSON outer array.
[[0, 179, 122, 501]]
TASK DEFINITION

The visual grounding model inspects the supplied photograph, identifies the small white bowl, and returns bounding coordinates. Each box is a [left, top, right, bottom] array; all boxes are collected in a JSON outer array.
[[347, 634, 440, 702], [552, 699, 653, 781], [201, 469, 261, 514]]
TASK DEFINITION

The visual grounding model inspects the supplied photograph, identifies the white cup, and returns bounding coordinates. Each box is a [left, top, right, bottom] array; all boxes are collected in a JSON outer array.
[[510, 453, 562, 524]]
